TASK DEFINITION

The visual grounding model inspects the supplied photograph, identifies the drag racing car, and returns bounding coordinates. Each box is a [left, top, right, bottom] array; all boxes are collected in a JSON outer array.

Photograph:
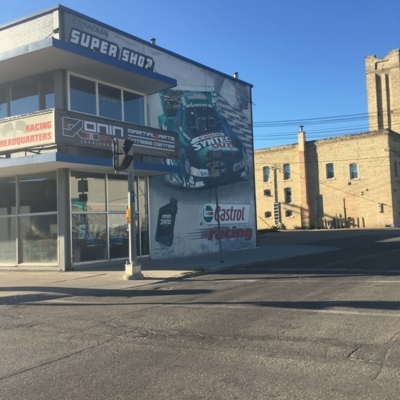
[[160, 91, 249, 189]]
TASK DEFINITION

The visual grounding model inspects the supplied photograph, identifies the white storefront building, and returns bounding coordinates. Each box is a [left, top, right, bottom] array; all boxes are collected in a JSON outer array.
[[0, 5, 256, 271]]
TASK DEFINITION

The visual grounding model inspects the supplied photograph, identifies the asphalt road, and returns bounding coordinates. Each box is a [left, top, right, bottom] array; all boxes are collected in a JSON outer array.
[[2, 230, 400, 399]]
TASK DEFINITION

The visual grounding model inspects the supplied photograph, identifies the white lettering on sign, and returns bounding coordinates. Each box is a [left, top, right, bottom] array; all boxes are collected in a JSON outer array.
[[69, 29, 155, 70], [202, 204, 251, 225], [191, 133, 235, 152]]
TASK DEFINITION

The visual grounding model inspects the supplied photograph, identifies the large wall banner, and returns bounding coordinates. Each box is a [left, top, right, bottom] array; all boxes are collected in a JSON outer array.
[[61, 9, 256, 260], [146, 61, 255, 259], [0, 111, 55, 153], [55, 110, 179, 159]]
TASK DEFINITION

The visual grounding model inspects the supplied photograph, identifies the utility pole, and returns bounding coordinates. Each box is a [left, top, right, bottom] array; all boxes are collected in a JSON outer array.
[[124, 162, 143, 280], [207, 150, 224, 264], [112, 139, 143, 280]]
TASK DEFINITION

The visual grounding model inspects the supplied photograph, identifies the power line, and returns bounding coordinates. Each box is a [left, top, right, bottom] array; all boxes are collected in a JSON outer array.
[[255, 114, 369, 128], [253, 109, 397, 129]]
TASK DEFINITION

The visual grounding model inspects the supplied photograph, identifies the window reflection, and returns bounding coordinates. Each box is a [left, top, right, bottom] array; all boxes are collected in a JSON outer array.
[[109, 213, 129, 259], [138, 177, 149, 255], [11, 77, 39, 116], [0, 86, 8, 119], [71, 172, 105, 212], [99, 84, 122, 120], [19, 172, 57, 213], [124, 91, 144, 125], [72, 214, 107, 262], [108, 175, 127, 212], [70, 75, 96, 115], [42, 73, 55, 109], [19, 215, 58, 263], [0, 217, 16, 263], [0, 178, 16, 215]]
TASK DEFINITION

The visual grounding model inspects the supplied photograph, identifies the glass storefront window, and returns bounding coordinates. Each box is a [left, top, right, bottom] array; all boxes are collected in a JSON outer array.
[[138, 177, 149, 255], [99, 84, 122, 121], [42, 73, 55, 109], [70, 173, 149, 264], [0, 217, 16, 263], [109, 213, 129, 259], [108, 175, 127, 212], [70, 75, 96, 115], [19, 215, 58, 263], [0, 86, 8, 119], [68, 74, 145, 125], [72, 213, 107, 262], [71, 172, 106, 212], [19, 172, 57, 214], [11, 77, 39, 116], [124, 91, 144, 125], [0, 178, 16, 215]]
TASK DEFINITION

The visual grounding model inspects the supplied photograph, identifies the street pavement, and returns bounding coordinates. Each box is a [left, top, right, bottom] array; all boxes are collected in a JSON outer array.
[[1, 228, 396, 304], [2, 228, 400, 399]]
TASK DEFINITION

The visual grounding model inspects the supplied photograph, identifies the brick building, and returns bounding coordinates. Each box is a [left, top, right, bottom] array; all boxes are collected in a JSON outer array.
[[256, 49, 400, 230]]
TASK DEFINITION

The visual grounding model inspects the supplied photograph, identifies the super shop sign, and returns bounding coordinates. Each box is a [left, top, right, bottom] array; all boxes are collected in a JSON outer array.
[[202, 204, 250, 225]]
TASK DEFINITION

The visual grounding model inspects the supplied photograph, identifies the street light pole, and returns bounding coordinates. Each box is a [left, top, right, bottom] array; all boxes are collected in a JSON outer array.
[[207, 150, 224, 264], [123, 162, 143, 280], [214, 176, 224, 264]]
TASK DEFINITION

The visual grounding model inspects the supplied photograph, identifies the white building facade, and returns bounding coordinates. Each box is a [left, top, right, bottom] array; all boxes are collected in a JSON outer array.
[[0, 5, 256, 271]]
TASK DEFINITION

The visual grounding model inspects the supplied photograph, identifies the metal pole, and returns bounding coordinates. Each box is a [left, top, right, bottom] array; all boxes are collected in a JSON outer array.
[[123, 162, 143, 280], [215, 177, 224, 264]]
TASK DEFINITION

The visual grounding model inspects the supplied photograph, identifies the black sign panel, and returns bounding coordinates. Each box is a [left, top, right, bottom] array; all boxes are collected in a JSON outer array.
[[55, 110, 179, 159]]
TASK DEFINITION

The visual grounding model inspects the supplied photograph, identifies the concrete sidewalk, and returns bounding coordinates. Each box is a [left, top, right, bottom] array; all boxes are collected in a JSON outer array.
[[1, 228, 399, 304], [0, 231, 341, 304]]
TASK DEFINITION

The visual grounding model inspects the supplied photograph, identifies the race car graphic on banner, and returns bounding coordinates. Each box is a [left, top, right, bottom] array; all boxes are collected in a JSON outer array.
[[148, 74, 255, 259], [158, 90, 249, 189]]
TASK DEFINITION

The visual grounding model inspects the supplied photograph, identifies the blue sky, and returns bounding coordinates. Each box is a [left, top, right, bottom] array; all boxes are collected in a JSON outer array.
[[2, 0, 400, 149]]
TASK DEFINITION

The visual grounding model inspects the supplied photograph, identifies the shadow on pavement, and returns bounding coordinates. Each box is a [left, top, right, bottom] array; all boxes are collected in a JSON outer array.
[[0, 287, 213, 305]]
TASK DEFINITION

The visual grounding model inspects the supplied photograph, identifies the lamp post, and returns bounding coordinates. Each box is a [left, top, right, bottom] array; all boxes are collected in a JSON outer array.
[[207, 150, 224, 264], [112, 138, 143, 280], [124, 162, 143, 280]]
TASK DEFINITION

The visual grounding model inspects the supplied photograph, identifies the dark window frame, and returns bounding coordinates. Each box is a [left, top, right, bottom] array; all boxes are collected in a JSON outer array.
[[284, 187, 292, 204], [283, 164, 291, 180], [263, 166, 270, 182], [326, 163, 334, 179], [349, 163, 359, 180]]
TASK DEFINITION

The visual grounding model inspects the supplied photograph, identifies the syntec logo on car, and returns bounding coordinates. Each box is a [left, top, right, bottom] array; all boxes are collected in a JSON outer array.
[[202, 204, 250, 225], [191, 133, 234, 151]]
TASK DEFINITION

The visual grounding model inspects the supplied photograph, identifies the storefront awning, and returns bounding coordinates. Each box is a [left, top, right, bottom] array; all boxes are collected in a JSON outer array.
[[0, 152, 181, 177], [0, 38, 177, 94]]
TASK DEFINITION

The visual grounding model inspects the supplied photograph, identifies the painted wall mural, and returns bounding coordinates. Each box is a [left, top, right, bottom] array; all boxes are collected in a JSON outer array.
[[62, 10, 255, 259], [147, 68, 255, 259]]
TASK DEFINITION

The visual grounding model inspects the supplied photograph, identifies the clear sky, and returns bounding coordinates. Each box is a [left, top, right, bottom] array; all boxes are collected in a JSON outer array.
[[2, 0, 400, 149]]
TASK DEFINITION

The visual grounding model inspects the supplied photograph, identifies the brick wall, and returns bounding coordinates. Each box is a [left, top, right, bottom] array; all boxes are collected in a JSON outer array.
[[255, 130, 398, 230], [255, 144, 303, 230], [366, 50, 400, 133], [0, 13, 54, 53]]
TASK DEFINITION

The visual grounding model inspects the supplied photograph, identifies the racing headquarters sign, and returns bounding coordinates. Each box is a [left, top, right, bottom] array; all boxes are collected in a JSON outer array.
[[0, 112, 55, 152], [202, 204, 250, 225], [64, 13, 155, 71]]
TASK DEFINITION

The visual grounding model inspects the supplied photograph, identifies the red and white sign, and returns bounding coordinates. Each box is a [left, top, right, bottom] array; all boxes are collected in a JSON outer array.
[[0, 112, 55, 152]]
